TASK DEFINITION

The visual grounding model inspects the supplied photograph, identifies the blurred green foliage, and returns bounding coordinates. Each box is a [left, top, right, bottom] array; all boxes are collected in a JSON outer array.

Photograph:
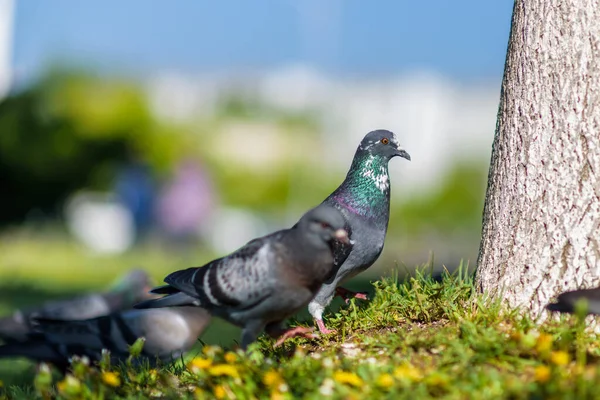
[[0, 68, 488, 245], [0, 70, 181, 224], [393, 163, 487, 236]]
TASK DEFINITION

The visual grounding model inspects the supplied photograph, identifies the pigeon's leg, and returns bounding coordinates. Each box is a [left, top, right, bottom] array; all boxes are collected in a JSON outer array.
[[308, 301, 336, 334], [240, 320, 266, 350], [265, 323, 317, 348], [335, 287, 369, 304]]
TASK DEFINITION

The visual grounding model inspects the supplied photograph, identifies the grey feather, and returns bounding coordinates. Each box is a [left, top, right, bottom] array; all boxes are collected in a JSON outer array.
[[136, 205, 349, 349], [547, 287, 600, 315], [0, 307, 211, 369], [0, 269, 155, 343]]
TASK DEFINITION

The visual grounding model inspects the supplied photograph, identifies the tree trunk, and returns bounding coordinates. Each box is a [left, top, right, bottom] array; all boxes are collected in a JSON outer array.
[[476, 0, 600, 317]]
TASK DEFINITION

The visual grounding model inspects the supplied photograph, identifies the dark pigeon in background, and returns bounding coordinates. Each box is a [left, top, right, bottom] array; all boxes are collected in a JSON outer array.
[[0, 269, 155, 343], [136, 205, 350, 350], [546, 286, 600, 315], [308, 129, 410, 333], [0, 307, 211, 370]]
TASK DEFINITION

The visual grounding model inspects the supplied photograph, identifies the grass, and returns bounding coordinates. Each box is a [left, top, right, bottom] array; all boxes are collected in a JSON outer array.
[[1, 263, 600, 399]]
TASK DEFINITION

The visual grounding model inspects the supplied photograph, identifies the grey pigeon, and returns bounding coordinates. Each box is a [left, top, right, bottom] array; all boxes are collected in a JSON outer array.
[[307, 129, 410, 333], [0, 307, 211, 370], [135, 205, 350, 350], [546, 287, 600, 315], [0, 269, 155, 343]]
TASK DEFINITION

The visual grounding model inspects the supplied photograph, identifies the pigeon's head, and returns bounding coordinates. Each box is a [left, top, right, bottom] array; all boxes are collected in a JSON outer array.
[[299, 205, 350, 248], [110, 269, 156, 301], [358, 130, 411, 161]]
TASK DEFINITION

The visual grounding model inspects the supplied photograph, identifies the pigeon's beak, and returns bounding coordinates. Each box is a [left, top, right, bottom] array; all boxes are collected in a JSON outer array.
[[334, 228, 350, 244], [395, 147, 411, 161]]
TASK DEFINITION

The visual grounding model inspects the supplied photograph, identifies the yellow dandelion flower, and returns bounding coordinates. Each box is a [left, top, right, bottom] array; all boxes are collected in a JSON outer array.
[[263, 370, 284, 388], [188, 357, 213, 373], [333, 371, 363, 387], [535, 333, 553, 353], [214, 385, 227, 399], [550, 351, 570, 366], [376, 373, 394, 389], [393, 364, 422, 382], [203, 345, 221, 357], [56, 379, 67, 394], [57, 375, 81, 395], [209, 364, 240, 379], [224, 352, 237, 364], [102, 371, 121, 387], [271, 392, 286, 400], [534, 365, 551, 383]]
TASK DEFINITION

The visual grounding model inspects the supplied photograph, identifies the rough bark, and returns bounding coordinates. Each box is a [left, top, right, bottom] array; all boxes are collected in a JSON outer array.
[[476, 0, 600, 317]]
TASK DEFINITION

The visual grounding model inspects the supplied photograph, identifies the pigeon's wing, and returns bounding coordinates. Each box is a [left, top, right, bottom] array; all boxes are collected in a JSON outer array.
[[0, 311, 31, 342], [32, 312, 143, 356], [166, 230, 286, 309], [547, 287, 600, 315], [33, 294, 111, 321]]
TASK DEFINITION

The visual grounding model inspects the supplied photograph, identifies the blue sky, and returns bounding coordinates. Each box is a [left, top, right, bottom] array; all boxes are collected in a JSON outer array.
[[13, 1, 513, 83]]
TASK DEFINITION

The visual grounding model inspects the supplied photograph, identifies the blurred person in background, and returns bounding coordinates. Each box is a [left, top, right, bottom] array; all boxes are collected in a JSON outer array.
[[155, 158, 216, 248], [114, 157, 157, 242]]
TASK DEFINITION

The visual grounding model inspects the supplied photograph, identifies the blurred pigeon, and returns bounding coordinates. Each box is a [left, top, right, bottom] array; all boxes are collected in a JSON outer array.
[[308, 129, 410, 334], [0, 269, 155, 343], [0, 307, 211, 370], [546, 287, 600, 315], [136, 205, 350, 349]]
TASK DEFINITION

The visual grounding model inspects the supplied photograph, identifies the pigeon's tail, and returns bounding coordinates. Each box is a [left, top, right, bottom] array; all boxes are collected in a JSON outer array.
[[546, 301, 573, 313], [0, 340, 58, 361], [0, 315, 30, 343], [150, 285, 181, 295], [134, 292, 199, 309]]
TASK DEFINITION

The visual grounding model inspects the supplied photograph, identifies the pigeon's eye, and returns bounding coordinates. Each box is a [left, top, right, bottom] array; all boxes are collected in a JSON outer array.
[[381, 138, 389, 145], [320, 222, 331, 229]]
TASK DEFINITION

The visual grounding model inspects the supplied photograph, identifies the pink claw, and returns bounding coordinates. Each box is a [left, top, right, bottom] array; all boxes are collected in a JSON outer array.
[[335, 287, 370, 304], [273, 326, 317, 347], [315, 318, 336, 334]]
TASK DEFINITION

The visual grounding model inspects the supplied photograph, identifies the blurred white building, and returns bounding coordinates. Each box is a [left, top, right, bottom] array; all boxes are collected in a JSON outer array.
[[0, 0, 13, 99], [146, 66, 499, 199]]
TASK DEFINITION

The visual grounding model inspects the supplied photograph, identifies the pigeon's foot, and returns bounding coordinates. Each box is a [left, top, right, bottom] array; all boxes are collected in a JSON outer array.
[[272, 327, 317, 348], [335, 287, 370, 304], [315, 318, 336, 334]]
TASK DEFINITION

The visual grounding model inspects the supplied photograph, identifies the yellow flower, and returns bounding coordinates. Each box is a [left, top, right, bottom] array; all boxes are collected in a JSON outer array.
[[209, 364, 240, 379], [550, 351, 570, 366], [376, 373, 394, 389], [102, 371, 121, 387], [203, 345, 221, 357], [188, 357, 213, 373], [214, 385, 227, 399], [534, 365, 551, 383], [263, 370, 284, 388], [57, 374, 81, 395], [333, 371, 363, 387], [535, 333, 553, 353], [393, 364, 422, 382], [224, 351, 237, 364], [271, 393, 286, 400]]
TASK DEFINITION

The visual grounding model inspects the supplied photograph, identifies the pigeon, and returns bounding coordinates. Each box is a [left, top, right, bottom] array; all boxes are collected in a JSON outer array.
[[546, 287, 600, 315], [0, 269, 155, 343], [135, 205, 350, 350], [0, 307, 211, 370], [307, 129, 410, 334]]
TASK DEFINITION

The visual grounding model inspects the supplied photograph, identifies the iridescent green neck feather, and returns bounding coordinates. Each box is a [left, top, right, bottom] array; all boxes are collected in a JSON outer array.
[[327, 152, 391, 222]]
